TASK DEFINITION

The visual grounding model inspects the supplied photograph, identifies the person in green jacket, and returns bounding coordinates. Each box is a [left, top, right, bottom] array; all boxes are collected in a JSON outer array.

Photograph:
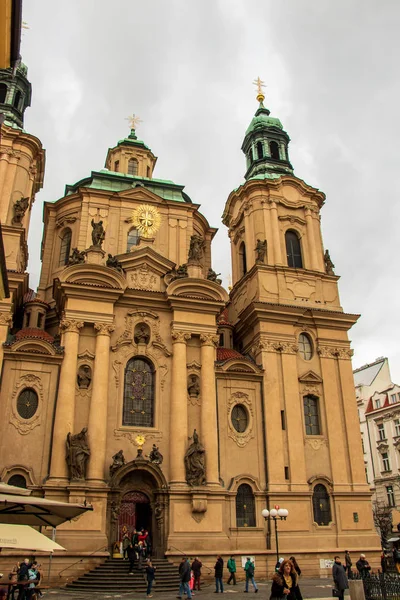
[[244, 557, 258, 593], [227, 555, 237, 585]]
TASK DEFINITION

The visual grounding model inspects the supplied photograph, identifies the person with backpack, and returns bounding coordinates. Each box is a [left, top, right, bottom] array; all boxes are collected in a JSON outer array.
[[227, 555, 237, 585], [244, 557, 258, 593]]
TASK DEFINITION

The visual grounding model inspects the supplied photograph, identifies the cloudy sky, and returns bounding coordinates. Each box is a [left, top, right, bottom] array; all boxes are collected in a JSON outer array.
[[21, 0, 400, 381]]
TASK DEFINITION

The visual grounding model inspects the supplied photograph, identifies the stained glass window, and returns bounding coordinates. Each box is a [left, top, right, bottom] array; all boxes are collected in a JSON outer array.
[[236, 484, 256, 527], [285, 230, 303, 268], [312, 484, 331, 525], [231, 404, 248, 433], [128, 159, 138, 175], [304, 395, 320, 435], [298, 333, 313, 360], [17, 388, 38, 419], [123, 358, 155, 427]]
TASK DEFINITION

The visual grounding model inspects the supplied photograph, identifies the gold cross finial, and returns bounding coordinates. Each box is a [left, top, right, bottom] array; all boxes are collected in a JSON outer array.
[[125, 113, 142, 130], [253, 77, 266, 103]]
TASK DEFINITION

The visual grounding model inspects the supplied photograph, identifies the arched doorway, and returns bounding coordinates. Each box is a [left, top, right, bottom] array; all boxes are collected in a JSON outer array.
[[118, 491, 151, 539]]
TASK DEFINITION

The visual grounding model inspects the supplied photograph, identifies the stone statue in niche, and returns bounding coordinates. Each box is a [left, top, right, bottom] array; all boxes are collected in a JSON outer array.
[[184, 429, 206, 486], [66, 428, 90, 480], [12, 196, 29, 225], [187, 375, 200, 398], [106, 254, 123, 272], [188, 234, 205, 263], [255, 239, 267, 263], [324, 249, 335, 275], [148, 444, 163, 465], [77, 364, 92, 389], [68, 248, 86, 265], [109, 449, 126, 477], [91, 219, 105, 247], [110, 501, 120, 521], [207, 268, 222, 284], [134, 322, 150, 345]]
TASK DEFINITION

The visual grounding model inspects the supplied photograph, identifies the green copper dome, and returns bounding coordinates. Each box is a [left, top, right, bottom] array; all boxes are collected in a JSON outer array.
[[245, 103, 283, 135]]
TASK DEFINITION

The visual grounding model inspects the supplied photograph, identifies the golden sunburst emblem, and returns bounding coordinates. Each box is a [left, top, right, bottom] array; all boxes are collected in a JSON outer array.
[[131, 204, 161, 238], [135, 434, 146, 448]]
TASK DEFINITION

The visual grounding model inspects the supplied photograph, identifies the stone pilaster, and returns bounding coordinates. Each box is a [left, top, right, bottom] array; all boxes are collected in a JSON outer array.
[[0, 311, 12, 371], [169, 329, 191, 485], [49, 319, 83, 481], [87, 322, 115, 483], [200, 333, 220, 485], [270, 201, 283, 264]]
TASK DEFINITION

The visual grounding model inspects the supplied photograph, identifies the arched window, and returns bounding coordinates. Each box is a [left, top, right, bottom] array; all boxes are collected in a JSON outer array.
[[127, 228, 139, 251], [239, 242, 247, 278], [312, 484, 332, 525], [14, 90, 22, 109], [0, 83, 7, 104], [285, 230, 303, 268], [123, 357, 155, 427], [8, 474, 27, 489], [114, 160, 119, 172], [303, 395, 320, 435], [270, 141, 280, 160], [128, 159, 138, 176], [59, 228, 72, 267], [236, 484, 256, 527], [298, 333, 313, 360], [257, 141, 263, 160]]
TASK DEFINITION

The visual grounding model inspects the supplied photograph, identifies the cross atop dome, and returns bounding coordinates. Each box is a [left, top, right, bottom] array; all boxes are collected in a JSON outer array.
[[253, 76, 266, 104]]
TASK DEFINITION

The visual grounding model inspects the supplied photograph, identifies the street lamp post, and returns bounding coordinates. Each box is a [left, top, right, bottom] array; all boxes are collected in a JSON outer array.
[[262, 507, 289, 564]]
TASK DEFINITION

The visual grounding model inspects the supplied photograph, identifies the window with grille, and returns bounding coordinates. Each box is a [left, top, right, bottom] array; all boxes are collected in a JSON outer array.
[[312, 484, 331, 525], [298, 333, 313, 360], [236, 484, 256, 527], [285, 231, 303, 268], [123, 357, 155, 427], [231, 404, 248, 433], [17, 389, 39, 419], [59, 228, 72, 266], [127, 228, 139, 252], [304, 395, 320, 435], [382, 452, 391, 472], [8, 474, 27, 489], [387, 486, 395, 507], [128, 159, 138, 176]]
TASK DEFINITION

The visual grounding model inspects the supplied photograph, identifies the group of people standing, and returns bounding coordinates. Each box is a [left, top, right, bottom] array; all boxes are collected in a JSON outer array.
[[3, 559, 43, 600], [122, 528, 152, 574]]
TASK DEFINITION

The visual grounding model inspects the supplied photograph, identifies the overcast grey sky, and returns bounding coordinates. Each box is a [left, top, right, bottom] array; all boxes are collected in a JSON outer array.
[[21, 0, 400, 381]]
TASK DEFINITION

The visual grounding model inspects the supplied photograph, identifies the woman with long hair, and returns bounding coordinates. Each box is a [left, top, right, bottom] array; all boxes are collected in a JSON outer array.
[[270, 559, 303, 600]]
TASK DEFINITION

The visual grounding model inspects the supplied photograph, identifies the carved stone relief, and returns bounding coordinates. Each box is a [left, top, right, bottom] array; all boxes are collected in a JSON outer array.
[[187, 374, 201, 406], [10, 374, 43, 435], [305, 438, 327, 451], [127, 264, 159, 291], [317, 346, 353, 360], [113, 310, 171, 358], [227, 391, 255, 448], [114, 429, 163, 447]]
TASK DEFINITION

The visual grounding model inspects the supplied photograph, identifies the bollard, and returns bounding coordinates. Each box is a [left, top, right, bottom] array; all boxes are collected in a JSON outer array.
[[349, 580, 366, 600]]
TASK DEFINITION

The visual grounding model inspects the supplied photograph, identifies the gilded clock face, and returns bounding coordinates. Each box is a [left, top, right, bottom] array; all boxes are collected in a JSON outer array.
[[131, 204, 161, 238]]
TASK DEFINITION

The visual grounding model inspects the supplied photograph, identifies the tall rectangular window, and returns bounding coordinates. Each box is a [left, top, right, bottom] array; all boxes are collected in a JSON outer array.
[[378, 423, 386, 441], [387, 486, 395, 507], [395, 419, 400, 437], [303, 395, 320, 435], [391, 394, 397, 404], [375, 399, 381, 409], [382, 452, 391, 472], [281, 410, 286, 430]]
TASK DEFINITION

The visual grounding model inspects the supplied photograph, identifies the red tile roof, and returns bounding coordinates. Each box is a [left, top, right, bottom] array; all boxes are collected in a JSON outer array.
[[15, 328, 54, 342], [216, 347, 246, 362], [217, 308, 233, 327]]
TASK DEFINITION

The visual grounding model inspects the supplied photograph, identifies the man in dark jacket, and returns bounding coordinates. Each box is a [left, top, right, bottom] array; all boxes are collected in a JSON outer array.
[[214, 556, 224, 594], [356, 554, 371, 579], [332, 556, 348, 600], [344, 551, 352, 579], [127, 543, 136, 574], [17, 559, 31, 600], [177, 557, 192, 599], [191, 557, 202, 591]]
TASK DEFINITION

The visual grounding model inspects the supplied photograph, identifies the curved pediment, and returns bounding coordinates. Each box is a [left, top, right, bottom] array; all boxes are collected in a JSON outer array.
[[5, 338, 62, 356], [60, 264, 126, 290], [167, 278, 229, 303]]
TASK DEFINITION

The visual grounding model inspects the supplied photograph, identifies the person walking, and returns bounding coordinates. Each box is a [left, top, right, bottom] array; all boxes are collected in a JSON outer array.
[[332, 556, 348, 600], [191, 557, 202, 591], [214, 555, 224, 594], [344, 551, 352, 579], [244, 557, 258, 593], [227, 556, 237, 585], [270, 559, 302, 600], [177, 556, 192, 600], [356, 554, 371, 579], [289, 557, 301, 577], [145, 559, 156, 598]]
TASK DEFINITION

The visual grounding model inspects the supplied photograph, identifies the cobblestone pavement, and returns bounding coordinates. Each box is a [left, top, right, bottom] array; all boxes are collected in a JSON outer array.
[[43, 578, 350, 599]]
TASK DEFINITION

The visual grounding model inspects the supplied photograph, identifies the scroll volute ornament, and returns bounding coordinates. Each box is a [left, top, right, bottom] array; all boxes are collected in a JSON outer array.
[[60, 319, 84, 334], [171, 330, 191, 344], [200, 333, 219, 347], [94, 323, 115, 336]]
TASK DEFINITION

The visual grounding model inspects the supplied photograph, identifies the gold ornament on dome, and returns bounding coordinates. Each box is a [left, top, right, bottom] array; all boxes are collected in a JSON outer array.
[[135, 434, 146, 448], [131, 204, 161, 238]]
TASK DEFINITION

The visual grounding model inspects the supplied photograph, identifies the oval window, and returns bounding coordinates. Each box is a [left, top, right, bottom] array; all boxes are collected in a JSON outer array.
[[231, 404, 248, 433], [17, 388, 39, 419], [298, 333, 313, 360]]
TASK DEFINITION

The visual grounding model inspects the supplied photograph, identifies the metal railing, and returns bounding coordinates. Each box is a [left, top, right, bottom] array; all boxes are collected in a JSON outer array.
[[58, 545, 109, 578], [354, 572, 400, 600]]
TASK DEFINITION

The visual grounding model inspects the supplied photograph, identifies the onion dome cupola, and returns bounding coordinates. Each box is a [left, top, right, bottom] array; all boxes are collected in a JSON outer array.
[[242, 78, 293, 181], [0, 61, 31, 129], [105, 114, 157, 179]]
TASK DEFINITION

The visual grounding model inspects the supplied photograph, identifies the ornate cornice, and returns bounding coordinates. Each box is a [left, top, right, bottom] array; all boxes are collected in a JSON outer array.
[[200, 333, 219, 347], [317, 346, 353, 360], [171, 330, 191, 344], [94, 322, 115, 336], [60, 319, 84, 333], [252, 339, 298, 354]]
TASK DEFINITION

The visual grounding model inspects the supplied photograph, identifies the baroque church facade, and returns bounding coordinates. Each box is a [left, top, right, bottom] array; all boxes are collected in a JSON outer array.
[[0, 63, 378, 573]]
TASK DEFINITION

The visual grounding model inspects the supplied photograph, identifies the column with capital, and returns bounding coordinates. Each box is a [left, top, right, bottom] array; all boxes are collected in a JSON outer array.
[[49, 319, 83, 481], [200, 333, 220, 485], [87, 322, 115, 483], [169, 329, 191, 484], [305, 208, 318, 270]]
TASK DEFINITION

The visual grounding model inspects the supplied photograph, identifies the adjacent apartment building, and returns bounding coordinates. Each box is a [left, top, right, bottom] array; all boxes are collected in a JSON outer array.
[[355, 357, 400, 514]]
